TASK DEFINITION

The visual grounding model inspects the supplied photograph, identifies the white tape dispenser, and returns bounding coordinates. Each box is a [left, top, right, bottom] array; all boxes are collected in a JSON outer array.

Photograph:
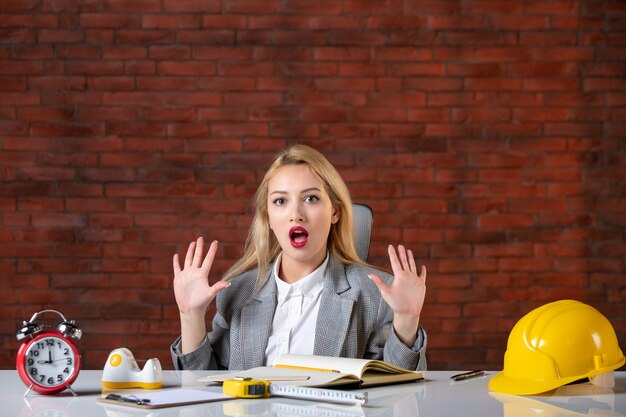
[[102, 348, 163, 389]]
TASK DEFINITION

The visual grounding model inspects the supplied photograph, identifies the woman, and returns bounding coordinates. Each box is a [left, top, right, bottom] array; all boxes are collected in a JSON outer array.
[[170, 145, 427, 371]]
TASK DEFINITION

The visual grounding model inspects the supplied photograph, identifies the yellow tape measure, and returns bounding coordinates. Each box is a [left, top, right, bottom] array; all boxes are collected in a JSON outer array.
[[223, 378, 271, 398], [223, 377, 368, 405]]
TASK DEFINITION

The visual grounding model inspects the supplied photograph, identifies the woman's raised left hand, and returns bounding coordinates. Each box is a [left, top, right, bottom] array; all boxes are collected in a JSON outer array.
[[369, 245, 427, 346]]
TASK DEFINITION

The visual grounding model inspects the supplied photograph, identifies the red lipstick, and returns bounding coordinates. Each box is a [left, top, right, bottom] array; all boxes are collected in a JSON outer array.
[[289, 226, 309, 248]]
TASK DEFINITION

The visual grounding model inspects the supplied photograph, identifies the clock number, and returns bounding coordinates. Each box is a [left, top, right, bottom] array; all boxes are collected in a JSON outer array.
[[39, 374, 45, 382], [27, 358, 34, 366], [48, 376, 54, 384], [46, 339, 55, 346], [57, 374, 63, 382], [30, 350, 40, 357], [30, 367, 38, 375], [66, 358, 73, 365], [63, 367, 70, 374]]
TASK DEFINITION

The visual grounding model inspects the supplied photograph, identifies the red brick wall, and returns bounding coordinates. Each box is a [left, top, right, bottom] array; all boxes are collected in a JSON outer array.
[[1, 1, 624, 371]]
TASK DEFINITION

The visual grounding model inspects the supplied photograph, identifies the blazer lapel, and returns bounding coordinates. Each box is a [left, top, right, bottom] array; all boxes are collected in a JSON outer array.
[[240, 269, 276, 369], [314, 257, 355, 357]]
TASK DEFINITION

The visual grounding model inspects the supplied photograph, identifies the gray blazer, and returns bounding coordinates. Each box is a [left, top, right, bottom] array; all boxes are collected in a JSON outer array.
[[171, 256, 427, 371]]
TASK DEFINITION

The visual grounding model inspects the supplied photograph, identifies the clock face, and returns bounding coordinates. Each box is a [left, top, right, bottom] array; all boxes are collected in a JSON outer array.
[[17, 332, 80, 394]]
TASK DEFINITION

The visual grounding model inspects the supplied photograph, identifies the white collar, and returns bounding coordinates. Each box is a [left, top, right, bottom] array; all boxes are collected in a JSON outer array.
[[273, 252, 328, 305]]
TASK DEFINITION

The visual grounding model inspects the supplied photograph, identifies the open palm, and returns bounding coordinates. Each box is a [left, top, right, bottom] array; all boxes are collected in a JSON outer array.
[[173, 237, 230, 315], [370, 245, 427, 318]]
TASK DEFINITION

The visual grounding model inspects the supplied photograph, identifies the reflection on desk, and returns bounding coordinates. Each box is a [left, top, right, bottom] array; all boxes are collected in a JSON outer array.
[[4, 370, 625, 417], [491, 382, 624, 417]]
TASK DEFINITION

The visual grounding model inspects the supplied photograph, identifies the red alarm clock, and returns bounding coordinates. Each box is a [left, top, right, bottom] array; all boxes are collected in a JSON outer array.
[[16, 309, 82, 396]]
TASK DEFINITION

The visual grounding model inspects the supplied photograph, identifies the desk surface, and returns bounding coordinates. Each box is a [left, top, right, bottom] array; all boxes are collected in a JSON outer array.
[[3, 370, 625, 417]]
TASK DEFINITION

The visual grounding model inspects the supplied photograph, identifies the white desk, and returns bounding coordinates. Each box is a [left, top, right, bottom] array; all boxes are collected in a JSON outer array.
[[3, 370, 625, 417]]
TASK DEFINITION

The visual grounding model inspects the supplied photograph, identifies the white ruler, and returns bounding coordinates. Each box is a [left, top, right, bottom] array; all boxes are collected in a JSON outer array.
[[269, 385, 368, 405]]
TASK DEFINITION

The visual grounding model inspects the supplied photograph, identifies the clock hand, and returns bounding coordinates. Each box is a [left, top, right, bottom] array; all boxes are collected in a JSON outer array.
[[37, 350, 54, 364], [37, 357, 68, 364]]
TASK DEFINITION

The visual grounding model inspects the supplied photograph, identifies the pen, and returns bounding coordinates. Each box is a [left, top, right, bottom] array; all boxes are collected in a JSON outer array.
[[105, 394, 151, 405], [450, 370, 486, 381]]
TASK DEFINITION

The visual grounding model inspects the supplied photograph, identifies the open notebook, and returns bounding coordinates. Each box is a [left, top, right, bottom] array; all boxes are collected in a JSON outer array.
[[200, 354, 423, 388]]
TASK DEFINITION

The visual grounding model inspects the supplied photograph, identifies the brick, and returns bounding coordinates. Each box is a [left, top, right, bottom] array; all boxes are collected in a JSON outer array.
[[427, 124, 482, 138], [210, 123, 268, 138], [439, 258, 499, 273], [249, 16, 309, 30], [445, 31, 516, 47], [452, 108, 510, 122], [80, 14, 142, 29], [177, 30, 234, 45], [479, 214, 536, 228], [427, 16, 484, 31], [387, 63, 445, 77], [349, 107, 406, 122], [168, 122, 209, 138], [514, 108, 573, 121], [162, 0, 220, 12], [253, 46, 311, 62], [224, 92, 281, 106], [406, 77, 462, 91], [0, 75, 25, 90], [0, 91, 39, 105], [116, 30, 176, 44], [0, 15, 58, 28], [248, 106, 296, 121], [490, 15, 548, 30], [237, 30, 274, 46], [202, 15, 247, 29], [186, 138, 242, 153], [0, 0, 39, 11], [103, 0, 160, 12]]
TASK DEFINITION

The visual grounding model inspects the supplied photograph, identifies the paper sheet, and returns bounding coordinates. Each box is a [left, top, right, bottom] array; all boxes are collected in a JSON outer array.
[[97, 388, 234, 409]]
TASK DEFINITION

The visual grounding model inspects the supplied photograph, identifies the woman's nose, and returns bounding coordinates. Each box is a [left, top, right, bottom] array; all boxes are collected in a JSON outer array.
[[290, 203, 304, 222]]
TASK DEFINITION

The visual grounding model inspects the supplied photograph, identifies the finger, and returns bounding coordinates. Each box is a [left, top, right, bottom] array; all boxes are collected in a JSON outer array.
[[201, 240, 218, 272], [387, 245, 402, 275], [368, 273, 390, 297], [192, 237, 204, 267], [420, 265, 427, 284], [210, 280, 231, 294], [173, 253, 181, 275], [207, 280, 231, 301], [397, 244, 410, 270], [184, 241, 196, 267], [408, 249, 417, 273]]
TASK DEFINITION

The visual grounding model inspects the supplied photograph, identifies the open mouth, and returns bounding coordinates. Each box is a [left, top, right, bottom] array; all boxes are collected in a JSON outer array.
[[289, 226, 309, 248]]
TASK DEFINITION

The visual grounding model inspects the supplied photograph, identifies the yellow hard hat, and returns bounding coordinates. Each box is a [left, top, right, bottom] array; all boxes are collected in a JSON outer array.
[[489, 299, 625, 395]]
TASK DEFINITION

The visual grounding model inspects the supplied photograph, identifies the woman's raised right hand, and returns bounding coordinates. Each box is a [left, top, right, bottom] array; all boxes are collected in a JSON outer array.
[[172, 237, 231, 316]]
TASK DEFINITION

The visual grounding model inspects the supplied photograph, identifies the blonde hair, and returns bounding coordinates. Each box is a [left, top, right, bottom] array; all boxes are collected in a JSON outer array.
[[223, 145, 363, 290]]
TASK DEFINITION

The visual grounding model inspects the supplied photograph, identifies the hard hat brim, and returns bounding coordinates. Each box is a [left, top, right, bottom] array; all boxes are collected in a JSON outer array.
[[489, 356, 625, 396], [488, 371, 581, 395]]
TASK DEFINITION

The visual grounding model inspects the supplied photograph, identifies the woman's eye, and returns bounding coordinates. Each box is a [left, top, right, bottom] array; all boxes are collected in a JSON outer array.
[[273, 198, 285, 206], [304, 195, 320, 203]]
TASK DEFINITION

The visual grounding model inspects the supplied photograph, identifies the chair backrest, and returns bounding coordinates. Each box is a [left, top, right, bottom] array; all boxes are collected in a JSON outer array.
[[352, 203, 373, 262]]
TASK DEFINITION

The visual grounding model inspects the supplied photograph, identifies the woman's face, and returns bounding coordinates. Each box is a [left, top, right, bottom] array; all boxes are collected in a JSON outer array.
[[267, 164, 339, 280]]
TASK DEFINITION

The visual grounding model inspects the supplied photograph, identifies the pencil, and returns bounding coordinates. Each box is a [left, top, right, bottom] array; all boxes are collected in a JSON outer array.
[[274, 364, 341, 373]]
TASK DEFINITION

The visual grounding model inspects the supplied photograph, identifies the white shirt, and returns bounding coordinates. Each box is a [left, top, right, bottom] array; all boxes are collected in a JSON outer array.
[[264, 253, 328, 366]]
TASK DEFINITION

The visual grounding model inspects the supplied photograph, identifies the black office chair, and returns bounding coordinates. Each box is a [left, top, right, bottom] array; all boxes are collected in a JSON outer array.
[[352, 203, 373, 262]]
